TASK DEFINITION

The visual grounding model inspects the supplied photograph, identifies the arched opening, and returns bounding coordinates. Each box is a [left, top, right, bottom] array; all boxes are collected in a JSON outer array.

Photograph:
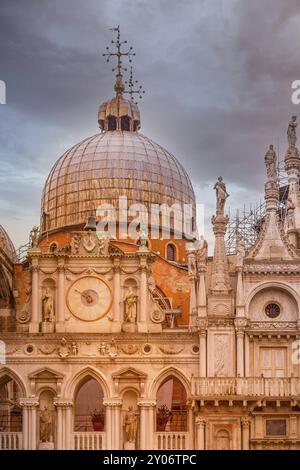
[[0, 376, 22, 432], [74, 377, 105, 432], [121, 115, 131, 131], [167, 243, 176, 262], [156, 376, 187, 432], [216, 429, 230, 450], [49, 243, 58, 253], [107, 115, 117, 131]]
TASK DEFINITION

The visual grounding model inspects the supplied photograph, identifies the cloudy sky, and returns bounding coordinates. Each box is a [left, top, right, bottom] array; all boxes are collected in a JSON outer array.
[[0, 0, 299, 251]]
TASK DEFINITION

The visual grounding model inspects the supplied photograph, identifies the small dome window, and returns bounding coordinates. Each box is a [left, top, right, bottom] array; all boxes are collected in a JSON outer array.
[[121, 115, 131, 131], [107, 115, 117, 131]]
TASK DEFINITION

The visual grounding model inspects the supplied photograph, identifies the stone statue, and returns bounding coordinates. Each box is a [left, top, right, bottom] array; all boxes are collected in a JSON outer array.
[[214, 177, 229, 214], [286, 198, 296, 230], [124, 406, 138, 444], [124, 287, 138, 323], [40, 406, 53, 443], [287, 116, 297, 147], [187, 251, 197, 276], [42, 288, 54, 322], [196, 237, 208, 265], [264, 145, 277, 179], [236, 238, 246, 267], [30, 226, 40, 248], [139, 223, 148, 248]]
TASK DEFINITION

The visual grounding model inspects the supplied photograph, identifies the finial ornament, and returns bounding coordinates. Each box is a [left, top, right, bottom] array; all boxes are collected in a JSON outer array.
[[213, 176, 229, 215], [125, 67, 145, 104], [287, 115, 297, 148]]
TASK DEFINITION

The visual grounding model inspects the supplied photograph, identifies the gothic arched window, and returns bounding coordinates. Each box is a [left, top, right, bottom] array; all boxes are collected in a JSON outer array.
[[0, 377, 22, 433], [156, 376, 187, 432], [74, 378, 105, 432]]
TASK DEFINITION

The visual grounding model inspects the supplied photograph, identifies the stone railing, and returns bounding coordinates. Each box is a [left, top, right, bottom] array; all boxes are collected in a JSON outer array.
[[0, 432, 23, 450], [155, 432, 189, 450], [73, 432, 105, 450], [191, 377, 300, 398]]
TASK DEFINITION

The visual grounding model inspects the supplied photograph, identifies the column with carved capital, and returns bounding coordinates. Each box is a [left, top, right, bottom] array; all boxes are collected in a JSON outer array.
[[20, 398, 39, 450], [56, 258, 65, 332], [103, 399, 122, 450], [137, 400, 156, 449], [54, 400, 63, 450], [29, 260, 40, 333], [112, 258, 121, 332], [195, 417, 206, 450], [241, 417, 250, 450]]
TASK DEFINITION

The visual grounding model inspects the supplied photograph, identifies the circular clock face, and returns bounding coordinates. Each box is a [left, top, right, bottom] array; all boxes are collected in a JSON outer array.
[[67, 276, 112, 321]]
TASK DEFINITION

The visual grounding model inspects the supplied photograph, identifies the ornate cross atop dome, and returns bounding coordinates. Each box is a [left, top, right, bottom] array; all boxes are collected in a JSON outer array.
[[99, 26, 145, 131]]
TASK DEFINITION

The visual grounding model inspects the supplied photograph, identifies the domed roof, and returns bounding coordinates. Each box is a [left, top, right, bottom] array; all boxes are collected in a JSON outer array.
[[0, 225, 17, 262], [41, 130, 195, 235]]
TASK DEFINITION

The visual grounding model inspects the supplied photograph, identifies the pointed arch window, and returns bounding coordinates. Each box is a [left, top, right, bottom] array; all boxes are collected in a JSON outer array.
[[167, 243, 176, 262]]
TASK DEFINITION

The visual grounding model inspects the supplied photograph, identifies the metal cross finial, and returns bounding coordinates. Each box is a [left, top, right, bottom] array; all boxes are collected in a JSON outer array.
[[124, 66, 145, 104], [103, 26, 136, 78]]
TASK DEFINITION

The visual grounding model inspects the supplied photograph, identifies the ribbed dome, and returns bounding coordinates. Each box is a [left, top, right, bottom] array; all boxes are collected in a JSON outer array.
[[41, 131, 196, 235], [0, 225, 17, 262]]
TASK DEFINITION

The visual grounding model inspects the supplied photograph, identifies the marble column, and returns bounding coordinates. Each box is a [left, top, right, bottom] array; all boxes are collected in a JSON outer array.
[[56, 260, 65, 332], [197, 269, 207, 317], [29, 263, 40, 333], [103, 399, 121, 450], [54, 402, 63, 450], [137, 400, 156, 450], [236, 330, 245, 377], [241, 417, 250, 450], [189, 275, 197, 319], [195, 417, 206, 450], [20, 399, 37, 450], [112, 259, 121, 331]]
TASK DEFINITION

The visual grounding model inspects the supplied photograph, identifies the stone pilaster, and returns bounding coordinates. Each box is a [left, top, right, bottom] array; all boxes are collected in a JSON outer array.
[[210, 212, 231, 293], [195, 417, 206, 450], [56, 258, 65, 332], [241, 417, 250, 450]]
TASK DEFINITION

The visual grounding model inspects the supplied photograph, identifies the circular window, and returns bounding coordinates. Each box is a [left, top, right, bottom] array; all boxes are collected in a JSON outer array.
[[265, 303, 280, 319], [143, 344, 152, 354], [25, 344, 35, 354], [192, 345, 200, 354]]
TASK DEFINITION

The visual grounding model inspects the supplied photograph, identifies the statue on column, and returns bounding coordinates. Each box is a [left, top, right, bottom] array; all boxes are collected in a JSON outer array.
[[124, 406, 138, 447], [196, 237, 208, 267], [30, 226, 40, 248], [124, 287, 138, 323], [39, 406, 53, 443], [264, 145, 277, 179], [287, 116, 297, 148], [214, 177, 229, 214], [42, 288, 54, 322]]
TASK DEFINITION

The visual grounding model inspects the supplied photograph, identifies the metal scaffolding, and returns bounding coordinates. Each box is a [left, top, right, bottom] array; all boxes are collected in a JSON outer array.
[[225, 160, 292, 255]]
